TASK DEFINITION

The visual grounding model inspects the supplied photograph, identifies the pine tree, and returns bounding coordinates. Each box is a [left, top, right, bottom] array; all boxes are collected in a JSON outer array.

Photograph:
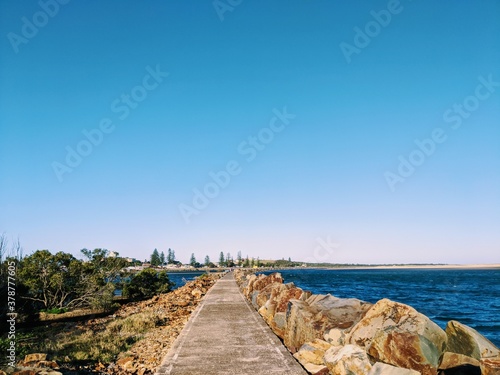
[[219, 251, 225, 267], [204, 255, 210, 267], [237, 251, 242, 265], [190, 253, 197, 267], [150, 248, 160, 266], [159, 251, 165, 265], [167, 248, 176, 264]]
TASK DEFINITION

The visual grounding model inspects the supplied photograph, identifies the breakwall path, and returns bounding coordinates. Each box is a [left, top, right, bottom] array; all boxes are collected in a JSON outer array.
[[155, 272, 307, 375]]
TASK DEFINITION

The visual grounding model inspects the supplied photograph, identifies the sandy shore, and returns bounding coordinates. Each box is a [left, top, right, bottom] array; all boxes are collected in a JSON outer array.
[[329, 264, 500, 270]]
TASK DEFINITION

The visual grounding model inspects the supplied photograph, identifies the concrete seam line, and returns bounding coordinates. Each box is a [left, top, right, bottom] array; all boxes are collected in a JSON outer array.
[[154, 276, 220, 375]]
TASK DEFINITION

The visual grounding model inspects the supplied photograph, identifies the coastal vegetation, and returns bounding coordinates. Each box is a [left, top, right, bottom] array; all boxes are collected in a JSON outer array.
[[1, 274, 220, 374]]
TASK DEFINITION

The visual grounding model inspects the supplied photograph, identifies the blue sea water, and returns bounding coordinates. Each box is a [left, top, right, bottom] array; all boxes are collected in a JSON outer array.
[[262, 268, 500, 347], [167, 271, 210, 289]]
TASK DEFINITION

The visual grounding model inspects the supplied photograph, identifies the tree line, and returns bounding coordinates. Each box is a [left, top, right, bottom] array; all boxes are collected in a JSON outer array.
[[0, 235, 175, 327], [181, 251, 298, 269]]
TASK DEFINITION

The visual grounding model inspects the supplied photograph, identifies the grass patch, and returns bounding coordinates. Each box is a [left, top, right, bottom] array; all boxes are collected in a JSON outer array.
[[41, 307, 69, 314], [15, 310, 166, 364]]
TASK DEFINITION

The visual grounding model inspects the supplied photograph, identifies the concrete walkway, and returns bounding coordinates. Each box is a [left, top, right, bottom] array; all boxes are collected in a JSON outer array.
[[155, 272, 307, 375]]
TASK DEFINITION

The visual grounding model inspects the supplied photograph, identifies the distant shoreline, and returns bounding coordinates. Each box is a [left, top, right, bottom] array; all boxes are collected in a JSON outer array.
[[163, 263, 500, 272], [311, 264, 500, 271]]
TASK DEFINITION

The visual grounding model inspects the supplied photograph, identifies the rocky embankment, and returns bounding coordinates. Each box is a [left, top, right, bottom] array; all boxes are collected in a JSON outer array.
[[3, 274, 221, 375], [234, 270, 500, 375]]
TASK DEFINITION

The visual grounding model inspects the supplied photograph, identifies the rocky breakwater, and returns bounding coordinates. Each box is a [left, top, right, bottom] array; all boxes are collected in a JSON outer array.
[[234, 270, 500, 375]]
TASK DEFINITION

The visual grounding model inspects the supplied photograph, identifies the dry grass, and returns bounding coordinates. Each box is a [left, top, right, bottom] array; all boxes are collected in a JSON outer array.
[[29, 310, 165, 364]]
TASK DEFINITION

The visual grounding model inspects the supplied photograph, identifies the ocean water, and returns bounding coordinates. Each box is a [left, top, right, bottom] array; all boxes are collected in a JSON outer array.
[[262, 268, 500, 347], [167, 271, 210, 289]]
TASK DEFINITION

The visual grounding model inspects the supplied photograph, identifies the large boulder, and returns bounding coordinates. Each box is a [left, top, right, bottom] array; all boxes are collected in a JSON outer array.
[[252, 273, 284, 292], [258, 283, 305, 322], [255, 282, 282, 309], [369, 362, 420, 375], [258, 282, 309, 337], [368, 327, 442, 375], [244, 274, 260, 298], [324, 344, 372, 375], [271, 312, 288, 338], [245, 273, 284, 306], [284, 294, 371, 352], [347, 299, 447, 375], [446, 320, 500, 360], [293, 339, 332, 366]]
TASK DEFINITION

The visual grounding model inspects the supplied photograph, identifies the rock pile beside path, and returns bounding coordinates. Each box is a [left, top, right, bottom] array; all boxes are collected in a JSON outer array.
[[234, 270, 500, 375], [110, 274, 220, 375], [6, 274, 220, 375]]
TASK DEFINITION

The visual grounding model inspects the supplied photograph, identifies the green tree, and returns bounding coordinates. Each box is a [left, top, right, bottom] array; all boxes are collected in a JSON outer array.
[[243, 256, 250, 268], [204, 255, 211, 267], [219, 252, 225, 267], [75, 248, 126, 310], [190, 253, 197, 267], [18, 250, 79, 310], [151, 248, 160, 266], [167, 248, 176, 264], [18, 248, 126, 312], [123, 268, 174, 300], [237, 251, 242, 265], [159, 251, 165, 265]]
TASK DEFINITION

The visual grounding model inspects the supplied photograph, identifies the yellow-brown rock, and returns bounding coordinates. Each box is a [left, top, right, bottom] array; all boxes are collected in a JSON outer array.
[[23, 353, 47, 365], [439, 351, 481, 369], [348, 299, 447, 375], [252, 272, 284, 292], [284, 294, 371, 352], [348, 299, 447, 352], [368, 362, 420, 375], [324, 328, 346, 346], [303, 363, 329, 375], [367, 327, 441, 375], [293, 339, 332, 366], [323, 344, 372, 375], [481, 357, 500, 375], [446, 320, 500, 360]]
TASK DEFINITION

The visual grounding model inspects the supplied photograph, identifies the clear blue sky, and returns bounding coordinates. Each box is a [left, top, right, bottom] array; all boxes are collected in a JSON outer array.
[[1, 0, 499, 264]]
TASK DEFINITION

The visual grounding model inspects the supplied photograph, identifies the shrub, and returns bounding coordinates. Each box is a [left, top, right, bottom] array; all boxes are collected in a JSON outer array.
[[123, 268, 174, 301]]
